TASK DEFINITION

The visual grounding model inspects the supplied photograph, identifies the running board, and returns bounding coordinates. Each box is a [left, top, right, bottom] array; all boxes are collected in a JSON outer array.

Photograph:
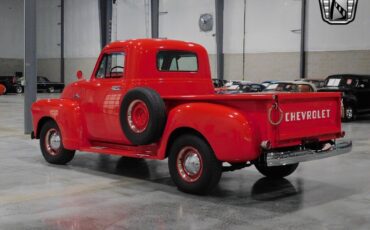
[[80, 141, 160, 159]]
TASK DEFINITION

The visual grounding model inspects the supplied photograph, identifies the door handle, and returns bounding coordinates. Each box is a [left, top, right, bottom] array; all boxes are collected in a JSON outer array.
[[111, 86, 121, 91]]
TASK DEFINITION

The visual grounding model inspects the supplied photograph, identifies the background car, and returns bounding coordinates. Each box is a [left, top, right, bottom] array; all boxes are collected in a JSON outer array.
[[263, 81, 317, 92], [16, 76, 65, 93], [212, 79, 229, 88], [261, 80, 279, 88], [318, 74, 370, 121], [0, 74, 21, 94], [295, 79, 325, 89], [216, 82, 265, 94]]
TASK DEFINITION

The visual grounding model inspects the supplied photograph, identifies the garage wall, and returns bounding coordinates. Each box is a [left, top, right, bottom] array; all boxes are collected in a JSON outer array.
[[0, 0, 23, 76], [64, 0, 100, 83], [224, 0, 370, 82]]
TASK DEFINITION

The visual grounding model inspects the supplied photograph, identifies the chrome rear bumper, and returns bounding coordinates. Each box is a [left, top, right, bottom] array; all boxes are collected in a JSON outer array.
[[266, 140, 352, 167]]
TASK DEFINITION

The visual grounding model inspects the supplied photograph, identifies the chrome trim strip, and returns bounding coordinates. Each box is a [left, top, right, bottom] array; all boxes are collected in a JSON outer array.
[[266, 140, 352, 167]]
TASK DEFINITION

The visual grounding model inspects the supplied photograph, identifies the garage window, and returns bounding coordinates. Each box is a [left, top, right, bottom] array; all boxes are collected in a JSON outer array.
[[157, 51, 198, 72]]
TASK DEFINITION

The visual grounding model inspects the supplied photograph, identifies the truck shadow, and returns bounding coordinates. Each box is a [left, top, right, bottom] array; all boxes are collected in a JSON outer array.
[[61, 154, 355, 216]]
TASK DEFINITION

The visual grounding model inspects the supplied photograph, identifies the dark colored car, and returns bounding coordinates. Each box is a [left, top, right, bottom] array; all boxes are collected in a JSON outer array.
[[17, 76, 65, 93], [318, 74, 370, 121], [0, 75, 20, 94], [237, 83, 266, 93], [212, 79, 229, 88], [295, 79, 326, 89]]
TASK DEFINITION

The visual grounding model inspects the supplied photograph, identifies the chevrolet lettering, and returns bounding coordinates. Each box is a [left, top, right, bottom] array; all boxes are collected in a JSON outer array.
[[285, 110, 331, 122]]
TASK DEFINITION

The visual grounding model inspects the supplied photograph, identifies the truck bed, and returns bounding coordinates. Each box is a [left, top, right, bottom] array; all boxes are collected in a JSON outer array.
[[164, 92, 342, 148]]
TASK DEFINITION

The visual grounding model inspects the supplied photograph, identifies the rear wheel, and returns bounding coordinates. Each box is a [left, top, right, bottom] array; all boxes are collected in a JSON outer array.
[[168, 134, 222, 194], [255, 162, 298, 179], [343, 104, 355, 122], [16, 86, 23, 94], [40, 120, 75, 164], [47, 87, 55, 93]]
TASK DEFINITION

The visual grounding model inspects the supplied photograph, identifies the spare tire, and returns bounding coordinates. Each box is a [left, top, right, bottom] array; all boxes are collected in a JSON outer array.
[[120, 87, 166, 145]]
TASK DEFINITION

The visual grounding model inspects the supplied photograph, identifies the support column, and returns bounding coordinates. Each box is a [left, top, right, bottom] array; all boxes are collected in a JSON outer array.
[[60, 0, 65, 83], [151, 0, 159, 38], [300, 0, 307, 79], [99, 0, 113, 48], [215, 0, 224, 80], [24, 0, 37, 134]]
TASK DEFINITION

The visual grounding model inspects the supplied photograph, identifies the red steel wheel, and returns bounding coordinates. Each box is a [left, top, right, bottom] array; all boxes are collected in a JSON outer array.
[[40, 120, 75, 165], [168, 134, 222, 194], [176, 146, 203, 183], [127, 99, 150, 133]]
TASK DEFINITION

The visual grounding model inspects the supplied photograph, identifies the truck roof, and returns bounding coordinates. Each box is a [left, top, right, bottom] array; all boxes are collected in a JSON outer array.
[[104, 38, 205, 53]]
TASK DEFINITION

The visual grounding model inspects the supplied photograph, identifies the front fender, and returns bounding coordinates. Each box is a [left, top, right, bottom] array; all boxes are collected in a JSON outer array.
[[158, 103, 260, 162], [32, 99, 83, 150]]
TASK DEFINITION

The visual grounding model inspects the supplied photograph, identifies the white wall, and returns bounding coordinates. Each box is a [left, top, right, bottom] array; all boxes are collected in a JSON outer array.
[[306, 0, 370, 51], [64, 0, 101, 58], [114, 0, 150, 41], [159, 0, 216, 54], [37, 0, 61, 59], [0, 0, 23, 59]]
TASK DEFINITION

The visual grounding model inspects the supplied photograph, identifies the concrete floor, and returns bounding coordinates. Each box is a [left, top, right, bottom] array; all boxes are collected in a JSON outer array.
[[0, 94, 369, 230]]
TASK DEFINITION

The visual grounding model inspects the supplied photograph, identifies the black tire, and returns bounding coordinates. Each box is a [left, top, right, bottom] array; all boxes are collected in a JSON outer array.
[[120, 87, 166, 145], [343, 104, 355, 122], [168, 134, 222, 195], [16, 86, 23, 94], [47, 87, 55, 93], [255, 162, 298, 179], [39, 120, 75, 165]]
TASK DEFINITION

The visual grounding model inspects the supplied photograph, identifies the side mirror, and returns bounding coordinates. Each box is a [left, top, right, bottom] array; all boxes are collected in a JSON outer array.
[[76, 70, 84, 80]]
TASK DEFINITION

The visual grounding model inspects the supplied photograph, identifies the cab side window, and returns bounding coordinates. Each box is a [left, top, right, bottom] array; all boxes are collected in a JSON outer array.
[[96, 52, 125, 79]]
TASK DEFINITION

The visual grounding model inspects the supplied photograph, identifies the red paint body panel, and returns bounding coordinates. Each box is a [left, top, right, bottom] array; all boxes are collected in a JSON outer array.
[[31, 39, 345, 163]]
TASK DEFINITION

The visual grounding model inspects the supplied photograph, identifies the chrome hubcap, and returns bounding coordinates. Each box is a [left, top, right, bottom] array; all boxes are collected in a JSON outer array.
[[176, 146, 203, 183], [45, 128, 61, 156], [346, 107, 353, 119], [183, 153, 201, 175], [50, 132, 61, 150]]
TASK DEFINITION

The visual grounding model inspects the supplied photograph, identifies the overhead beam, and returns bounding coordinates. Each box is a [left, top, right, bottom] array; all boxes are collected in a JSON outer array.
[[215, 0, 224, 80], [151, 0, 159, 38], [300, 0, 307, 79], [24, 0, 37, 134]]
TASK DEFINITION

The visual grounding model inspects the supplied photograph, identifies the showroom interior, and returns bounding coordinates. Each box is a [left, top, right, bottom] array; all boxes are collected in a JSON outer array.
[[0, 0, 369, 229]]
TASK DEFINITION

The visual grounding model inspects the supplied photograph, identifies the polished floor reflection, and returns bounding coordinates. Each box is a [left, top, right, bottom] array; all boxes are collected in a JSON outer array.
[[0, 94, 369, 229]]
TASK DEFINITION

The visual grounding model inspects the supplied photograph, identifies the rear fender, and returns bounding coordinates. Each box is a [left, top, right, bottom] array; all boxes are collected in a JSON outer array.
[[158, 103, 260, 162], [32, 99, 83, 150]]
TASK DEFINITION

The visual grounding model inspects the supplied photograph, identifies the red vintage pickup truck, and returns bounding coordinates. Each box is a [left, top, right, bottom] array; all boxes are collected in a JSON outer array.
[[31, 39, 351, 194]]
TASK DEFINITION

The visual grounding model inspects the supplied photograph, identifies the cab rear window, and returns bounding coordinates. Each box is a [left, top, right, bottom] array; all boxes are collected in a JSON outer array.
[[157, 51, 198, 72]]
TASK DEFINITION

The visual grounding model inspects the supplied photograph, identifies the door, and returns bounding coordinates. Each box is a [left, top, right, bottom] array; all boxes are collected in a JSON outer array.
[[83, 51, 130, 144]]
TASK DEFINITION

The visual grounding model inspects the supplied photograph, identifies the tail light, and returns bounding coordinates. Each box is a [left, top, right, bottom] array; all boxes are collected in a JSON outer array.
[[12, 76, 16, 84]]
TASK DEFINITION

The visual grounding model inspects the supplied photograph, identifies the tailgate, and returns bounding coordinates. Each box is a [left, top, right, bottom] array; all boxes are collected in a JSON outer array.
[[270, 93, 342, 147]]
